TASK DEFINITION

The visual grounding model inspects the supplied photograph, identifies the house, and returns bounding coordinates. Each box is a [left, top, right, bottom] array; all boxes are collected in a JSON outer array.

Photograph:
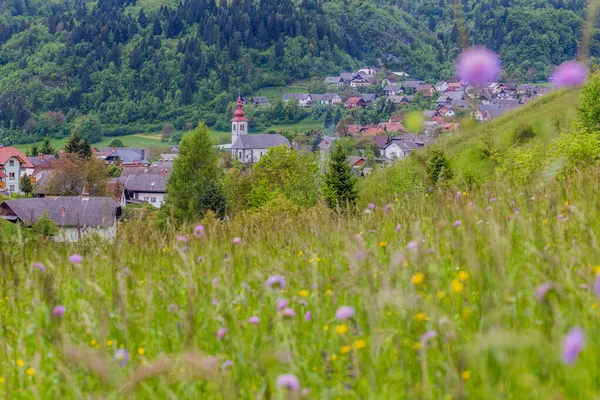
[[423, 110, 437, 119], [402, 80, 424, 94], [26, 153, 57, 176], [358, 66, 379, 75], [435, 81, 449, 92], [383, 136, 420, 160], [495, 89, 512, 100], [0, 192, 121, 242], [320, 93, 343, 106], [362, 125, 387, 136], [361, 94, 378, 105], [347, 156, 366, 168], [344, 97, 367, 109], [121, 162, 173, 177], [441, 122, 460, 132], [378, 121, 406, 133], [319, 136, 336, 152], [384, 84, 403, 96], [417, 84, 435, 97], [437, 106, 455, 118], [251, 97, 269, 106], [0, 145, 34, 194], [98, 148, 149, 166], [392, 72, 410, 78], [446, 82, 463, 92], [349, 74, 375, 88], [282, 93, 312, 107], [119, 171, 169, 208], [340, 73, 358, 85], [387, 95, 413, 105], [324, 76, 344, 87], [160, 154, 178, 161]]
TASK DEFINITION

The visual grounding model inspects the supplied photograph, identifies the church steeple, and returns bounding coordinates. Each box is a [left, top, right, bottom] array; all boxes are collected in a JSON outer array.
[[231, 97, 248, 145]]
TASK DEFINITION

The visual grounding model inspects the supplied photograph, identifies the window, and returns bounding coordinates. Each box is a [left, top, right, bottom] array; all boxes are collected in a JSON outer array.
[[238, 151, 242, 158], [9, 185, 14, 191], [151, 197, 156, 203], [143, 197, 149, 201], [240, 124, 245, 131], [8, 160, 14, 166], [232, 124, 236, 131], [9, 172, 15, 180]]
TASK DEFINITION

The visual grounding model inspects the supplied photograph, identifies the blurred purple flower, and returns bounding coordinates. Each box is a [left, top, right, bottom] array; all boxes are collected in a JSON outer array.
[[168, 304, 176, 313], [248, 316, 260, 324], [276, 374, 300, 392], [221, 360, 234, 371], [212, 278, 219, 287], [407, 241, 418, 250], [490, 198, 497, 203], [114, 349, 129, 366], [456, 192, 463, 199], [52, 305, 65, 318], [177, 236, 188, 244], [276, 299, 289, 311], [266, 275, 286, 289], [563, 327, 584, 364], [551, 61, 587, 88], [468, 202, 474, 206], [456, 47, 502, 85], [421, 330, 438, 347], [427, 248, 435, 254], [453, 220, 462, 227], [536, 282, 553, 302], [193, 224, 205, 238], [282, 308, 296, 318], [594, 276, 600, 299], [217, 327, 227, 340], [69, 254, 83, 264], [304, 311, 312, 321], [354, 251, 365, 261], [197, 256, 204, 263], [557, 214, 565, 220], [335, 306, 355, 320], [33, 262, 46, 272], [368, 203, 376, 210], [232, 237, 242, 244], [212, 298, 219, 306], [395, 224, 402, 233], [384, 204, 390, 213], [486, 206, 493, 211]]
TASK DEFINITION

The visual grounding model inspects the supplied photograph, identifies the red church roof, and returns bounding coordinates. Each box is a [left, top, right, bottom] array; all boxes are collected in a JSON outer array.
[[231, 97, 248, 122]]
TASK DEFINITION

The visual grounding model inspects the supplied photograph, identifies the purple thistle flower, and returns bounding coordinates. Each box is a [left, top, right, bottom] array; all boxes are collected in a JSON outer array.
[[384, 204, 390, 213], [197, 256, 204, 263], [281, 308, 296, 318], [193, 224, 205, 238], [407, 241, 418, 251], [490, 198, 497, 203], [248, 316, 260, 324], [69, 254, 83, 264], [212, 298, 219, 306], [536, 282, 553, 302], [594, 276, 600, 299], [266, 275, 286, 289], [176, 236, 188, 244], [33, 262, 46, 273], [557, 214, 565, 220], [456, 47, 502, 85], [232, 237, 242, 244], [276, 298, 289, 311], [335, 306, 355, 320], [221, 360, 234, 371], [427, 248, 435, 254], [114, 349, 129, 366], [456, 192, 463, 199], [304, 311, 312, 321], [52, 305, 65, 318], [562, 327, 585, 364], [551, 61, 587, 88], [421, 330, 438, 347], [395, 224, 402, 233], [217, 327, 227, 340], [453, 220, 462, 227], [168, 304, 176, 313], [368, 203, 376, 210], [276, 374, 300, 392]]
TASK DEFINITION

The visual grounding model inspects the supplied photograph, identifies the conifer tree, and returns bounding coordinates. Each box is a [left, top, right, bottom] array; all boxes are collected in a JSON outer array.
[[159, 123, 226, 226], [323, 141, 358, 210], [39, 137, 56, 155], [20, 173, 33, 197]]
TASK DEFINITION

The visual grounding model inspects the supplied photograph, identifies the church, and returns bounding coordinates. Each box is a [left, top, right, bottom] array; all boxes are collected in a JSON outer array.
[[222, 98, 290, 163]]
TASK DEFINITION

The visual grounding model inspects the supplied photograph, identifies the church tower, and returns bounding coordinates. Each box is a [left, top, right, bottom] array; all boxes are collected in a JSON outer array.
[[231, 97, 248, 146]]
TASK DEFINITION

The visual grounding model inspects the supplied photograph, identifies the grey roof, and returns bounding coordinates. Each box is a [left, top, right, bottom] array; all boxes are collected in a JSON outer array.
[[311, 94, 325, 102], [385, 138, 420, 151], [121, 163, 172, 177], [403, 80, 424, 88], [0, 197, 120, 227], [231, 134, 290, 150], [340, 73, 356, 81], [423, 110, 437, 118], [120, 174, 168, 193], [384, 84, 402, 92], [436, 95, 449, 103], [447, 92, 466, 101], [282, 93, 311, 102], [325, 76, 342, 83], [435, 81, 447, 86], [361, 94, 378, 103], [100, 148, 148, 164], [321, 93, 341, 101], [28, 154, 57, 167], [252, 97, 269, 105]]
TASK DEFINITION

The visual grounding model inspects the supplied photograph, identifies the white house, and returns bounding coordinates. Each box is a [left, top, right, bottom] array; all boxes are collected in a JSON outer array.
[[383, 137, 420, 161], [435, 81, 449, 92], [0, 145, 34, 195], [0, 193, 121, 242], [282, 93, 312, 107], [119, 170, 168, 208], [358, 66, 379, 75]]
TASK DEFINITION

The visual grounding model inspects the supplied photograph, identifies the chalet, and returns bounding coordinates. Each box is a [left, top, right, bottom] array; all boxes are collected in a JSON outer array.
[[495, 89, 512, 100], [358, 66, 379, 75], [282, 93, 312, 107], [350, 75, 375, 88], [402, 80, 424, 94], [384, 84, 403, 96], [340, 73, 358, 85], [119, 171, 168, 208], [446, 82, 463, 92], [98, 148, 149, 166], [251, 97, 269, 106], [313, 93, 342, 106], [0, 193, 121, 242], [516, 84, 536, 95], [435, 81, 449, 92], [437, 106, 455, 118], [319, 136, 336, 152], [362, 125, 386, 136], [436, 95, 451, 106], [0, 145, 34, 194], [386, 96, 413, 105], [361, 94, 378, 105], [324, 76, 344, 87], [344, 97, 368, 109], [378, 121, 406, 133], [417, 84, 435, 97], [441, 122, 460, 132], [26, 153, 57, 176], [383, 136, 420, 160]]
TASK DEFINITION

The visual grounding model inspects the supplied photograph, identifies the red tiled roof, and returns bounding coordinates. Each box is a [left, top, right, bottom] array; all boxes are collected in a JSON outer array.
[[345, 97, 364, 104], [0, 146, 33, 168], [363, 126, 386, 136], [347, 124, 362, 136], [431, 116, 445, 123], [380, 122, 406, 132]]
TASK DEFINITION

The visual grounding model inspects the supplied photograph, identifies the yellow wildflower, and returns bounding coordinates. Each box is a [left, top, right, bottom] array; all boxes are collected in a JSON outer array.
[[461, 370, 471, 380], [26, 368, 35, 376], [437, 291, 446, 299], [309, 259, 314, 263], [341, 345, 352, 354], [413, 342, 422, 350], [592, 303, 598, 311], [323, 325, 329, 331], [335, 324, 349, 335], [162, 247, 169, 253], [138, 348, 145, 356], [379, 241, 388, 248], [353, 340, 367, 349], [326, 289, 333, 296], [298, 251, 303, 257], [451, 280, 464, 293], [90, 339, 97, 346], [179, 368, 185, 373], [298, 290, 309, 297], [411, 273, 425, 285], [316, 257, 321, 262], [0, 377, 5, 384], [386, 311, 392, 317], [458, 271, 469, 281], [106, 340, 113, 346], [16, 359, 24, 367], [415, 313, 428, 322], [403, 260, 409, 267], [594, 265, 600, 275], [462, 307, 471, 319], [331, 354, 338, 361]]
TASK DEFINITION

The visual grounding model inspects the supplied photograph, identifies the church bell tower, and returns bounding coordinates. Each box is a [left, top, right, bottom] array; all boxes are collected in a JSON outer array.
[[231, 97, 248, 146]]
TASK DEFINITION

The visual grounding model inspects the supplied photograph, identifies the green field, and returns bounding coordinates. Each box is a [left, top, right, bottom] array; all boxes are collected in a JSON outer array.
[[254, 79, 313, 103]]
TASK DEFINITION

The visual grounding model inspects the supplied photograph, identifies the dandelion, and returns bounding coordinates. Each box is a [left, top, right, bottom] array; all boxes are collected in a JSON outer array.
[[26, 368, 35, 376], [221, 360, 234, 372], [335, 306, 355, 320], [437, 291, 445, 299], [341, 345, 352, 354], [282, 308, 296, 318], [353, 339, 367, 349], [563, 327, 584, 364], [276, 374, 300, 392], [52, 305, 65, 318], [217, 328, 227, 340], [114, 349, 130, 366], [325, 289, 333, 296], [232, 237, 242, 244], [265, 275, 286, 289], [551, 61, 587, 88], [451, 279, 465, 293], [16, 359, 24, 367], [379, 241, 387, 248], [69, 254, 83, 264], [276, 299, 289, 311], [411, 273, 425, 285], [395, 224, 402, 233], [33, 262, 46, 272], [193, 224, 205, 238], [137, 348, 145, 355], [248, 316, 260, 324], [298, 289, 309, 297], [323, 325, 329, 331], [453, 220, 462, 227], [461, 370, 471, 380], [304, 311, 312, 321], [335, 324, 349, 335], [458, 271, 469, 281], [456, 47, 502, 85], [415, 312, 428, 322], [536, 282, 553, 302]]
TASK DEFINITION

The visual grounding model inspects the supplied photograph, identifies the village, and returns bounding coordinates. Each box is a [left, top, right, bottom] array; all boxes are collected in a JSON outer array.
[[0, 67, 550, 242]]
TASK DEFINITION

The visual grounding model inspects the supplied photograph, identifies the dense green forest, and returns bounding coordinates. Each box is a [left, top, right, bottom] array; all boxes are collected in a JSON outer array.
[[0, 0, 597, 146]]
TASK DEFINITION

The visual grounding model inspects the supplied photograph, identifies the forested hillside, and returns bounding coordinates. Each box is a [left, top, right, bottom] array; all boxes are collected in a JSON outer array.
[[0, 0, 597, 146]]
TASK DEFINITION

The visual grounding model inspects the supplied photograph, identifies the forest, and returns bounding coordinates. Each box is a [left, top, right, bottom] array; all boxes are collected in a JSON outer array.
[[0, 0, 597, 145]]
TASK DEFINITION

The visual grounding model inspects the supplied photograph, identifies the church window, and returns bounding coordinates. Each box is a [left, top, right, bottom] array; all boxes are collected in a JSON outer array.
[[240, 124, 245, 131], [232, 124, 236, 131]]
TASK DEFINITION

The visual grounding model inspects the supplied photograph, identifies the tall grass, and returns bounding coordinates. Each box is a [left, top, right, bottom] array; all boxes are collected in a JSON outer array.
[[2, 159, 600, 398]]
